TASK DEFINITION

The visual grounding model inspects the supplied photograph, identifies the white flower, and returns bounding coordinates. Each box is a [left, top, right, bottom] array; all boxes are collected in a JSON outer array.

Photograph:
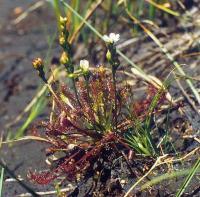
[[103, 33, 120, 43], [80, 59, 89, 72]]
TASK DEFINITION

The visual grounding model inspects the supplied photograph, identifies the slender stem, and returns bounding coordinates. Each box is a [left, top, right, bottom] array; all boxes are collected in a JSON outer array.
[[112, 68, 117, 130], [176, 158, 200, 197], [0, 167, 4, 197], [105, 0, 113, 32], [85, 79, 91, 105], [71, 77, 81, 107]]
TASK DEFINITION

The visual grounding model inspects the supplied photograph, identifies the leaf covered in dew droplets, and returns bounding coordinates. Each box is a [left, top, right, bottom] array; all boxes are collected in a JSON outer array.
[[29, 65, 167, 185]]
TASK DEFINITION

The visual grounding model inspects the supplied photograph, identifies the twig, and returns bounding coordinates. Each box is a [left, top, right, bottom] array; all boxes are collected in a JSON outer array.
[[183, 135, 200, 144], [1, 136, 50, 144], [157, 147, 200, 166], [17, 186, 74, 197], [124, 155, 167, 197], [12, 1, 45, 25], [176, 79, 200, 116]]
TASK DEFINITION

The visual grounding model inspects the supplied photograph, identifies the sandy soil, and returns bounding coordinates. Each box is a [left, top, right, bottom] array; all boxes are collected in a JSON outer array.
[[0, 1, 200, 196], [0, 1, 59, 196]]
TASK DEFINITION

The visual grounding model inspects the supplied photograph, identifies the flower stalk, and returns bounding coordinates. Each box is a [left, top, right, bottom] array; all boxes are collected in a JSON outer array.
[[104, 33, 120, 130], [32, 58, 47, 84], [59, 16, 81, 106]]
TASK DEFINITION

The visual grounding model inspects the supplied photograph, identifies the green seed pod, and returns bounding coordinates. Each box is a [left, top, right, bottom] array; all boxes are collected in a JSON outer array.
[[106, 50, 112, 61]]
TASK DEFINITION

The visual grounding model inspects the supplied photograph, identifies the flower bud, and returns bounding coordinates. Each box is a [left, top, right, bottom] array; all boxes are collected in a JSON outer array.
[[59, 16, 67, 30], [32, 58, 47, 83], [59, 35, 65, 46], [60, 52, 69, 65], [106, 50, 112, 61], [32, 58, 44, 70], [59, 16, 67, 24]]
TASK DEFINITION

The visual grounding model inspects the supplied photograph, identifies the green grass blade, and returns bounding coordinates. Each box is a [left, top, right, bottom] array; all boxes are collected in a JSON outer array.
[[51, 0, 62, 30], [141, 165, 200, 191], [146, 0, 180, 17], [132, 0, 144, 34], [148, 1, 156, 20], [15, 96, 47, 139], [61, 0, 151, 82], [72, 0, 81, 32], [0, 167, 4, 197], [176, 158, 200, 197], [61, 0, 101, 38]]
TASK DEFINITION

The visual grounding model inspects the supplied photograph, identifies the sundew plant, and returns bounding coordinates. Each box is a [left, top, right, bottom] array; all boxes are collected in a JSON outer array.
[[29, 16, 168, 194]]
